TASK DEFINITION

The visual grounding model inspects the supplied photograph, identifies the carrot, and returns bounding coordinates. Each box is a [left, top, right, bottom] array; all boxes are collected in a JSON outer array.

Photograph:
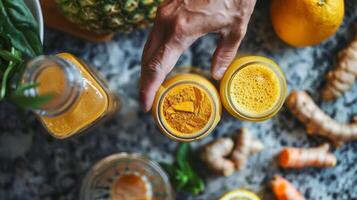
[[279, 143, 337, 168], [271, 175, 306, 200]]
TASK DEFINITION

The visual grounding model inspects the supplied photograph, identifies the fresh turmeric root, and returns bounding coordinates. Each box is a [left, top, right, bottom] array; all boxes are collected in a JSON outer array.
[[200, 138, 235, 176], [201, 127, 264, 176], [322, 22, 357, 101], [287, 90, 357, 146], [231, 127, 264, 170], [279, 143, 337, 168], [271, 175, 306, 200]]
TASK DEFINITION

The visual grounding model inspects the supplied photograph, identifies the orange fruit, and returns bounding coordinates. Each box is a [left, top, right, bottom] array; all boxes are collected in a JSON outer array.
[[270, 0, 344, 47]]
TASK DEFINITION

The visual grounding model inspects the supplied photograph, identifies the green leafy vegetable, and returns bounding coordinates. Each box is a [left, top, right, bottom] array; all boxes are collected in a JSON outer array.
[[0, 47, 20, 100], [10, 82, 54, 109], [0, 0, 48, 109], [0, 0, 42, 57], [0, 49, 22, 63], [160, 143, 205, 195], [176, 142, 190, 170]]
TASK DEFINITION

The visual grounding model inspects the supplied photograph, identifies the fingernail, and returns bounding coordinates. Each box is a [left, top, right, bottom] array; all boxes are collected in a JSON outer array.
[[214, 67, 227, 80], [143, 103, 151, 113], [139, 91, 150, 113], [141, 96, 153, 113], [143, 107, 150, 113], [141, 101, 148, 112]]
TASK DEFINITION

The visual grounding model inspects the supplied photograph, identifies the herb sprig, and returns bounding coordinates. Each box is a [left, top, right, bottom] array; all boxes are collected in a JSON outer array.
[[160, 143, 205, 195], [0, 0, 50, 109]]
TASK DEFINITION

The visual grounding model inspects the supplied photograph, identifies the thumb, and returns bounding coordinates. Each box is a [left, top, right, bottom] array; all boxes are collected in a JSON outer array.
[[211, 31, 243, 80]]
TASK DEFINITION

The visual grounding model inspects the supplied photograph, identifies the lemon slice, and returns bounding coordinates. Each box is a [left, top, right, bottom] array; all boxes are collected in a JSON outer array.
[[219, 189, 260, 200]]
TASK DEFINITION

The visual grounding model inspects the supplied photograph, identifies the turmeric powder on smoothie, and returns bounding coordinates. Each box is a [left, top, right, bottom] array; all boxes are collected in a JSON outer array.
[[161, 84, 212, 135]]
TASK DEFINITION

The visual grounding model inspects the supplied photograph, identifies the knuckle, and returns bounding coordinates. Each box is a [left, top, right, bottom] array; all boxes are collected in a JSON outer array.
[[173, 18, 188, 37], [161, 43, 173, 54], [217, 52, 235, 63], [233, 27, 247, 39], [145, 57, 166, 76], [157, 6, 171, 20], [215, 48, 237, 65], [221, 49, 237, 57], [173, 19, 189, 42]]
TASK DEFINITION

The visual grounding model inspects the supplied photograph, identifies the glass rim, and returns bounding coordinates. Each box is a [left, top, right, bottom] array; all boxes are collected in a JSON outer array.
[[22, 55, 83, 117], [79, 153, 173, 200], [226, 60, 287, 120], [156, 80, 218, 141]]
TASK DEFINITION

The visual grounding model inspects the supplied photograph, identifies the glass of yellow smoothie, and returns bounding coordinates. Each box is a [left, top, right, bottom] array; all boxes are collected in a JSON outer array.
[[220, 56, 287, 121], [152, 73, 221, 142]]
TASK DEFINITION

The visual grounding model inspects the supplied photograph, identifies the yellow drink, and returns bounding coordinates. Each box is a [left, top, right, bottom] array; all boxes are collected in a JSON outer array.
[[23, 53, 119, 139], [220, 56, 287, 121], [230, 64, 281, 115], [39, 53, 111, 137]]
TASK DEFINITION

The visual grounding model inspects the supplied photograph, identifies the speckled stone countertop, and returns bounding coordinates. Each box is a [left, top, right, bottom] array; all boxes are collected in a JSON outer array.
[[1, 1, 357, 200]]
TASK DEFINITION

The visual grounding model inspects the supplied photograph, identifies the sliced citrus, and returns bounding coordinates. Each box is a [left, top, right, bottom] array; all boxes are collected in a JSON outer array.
[[219, 189, 261, 200]]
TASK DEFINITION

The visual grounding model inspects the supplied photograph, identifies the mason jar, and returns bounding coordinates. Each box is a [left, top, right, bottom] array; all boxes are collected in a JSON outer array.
[[22, 53, 119, 139], [80, 153, 174, 200], [152, 73, 221, 142], [220, 56, 287, 122]]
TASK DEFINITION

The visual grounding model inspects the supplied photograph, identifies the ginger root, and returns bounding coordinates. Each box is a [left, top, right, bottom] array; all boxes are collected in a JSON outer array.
[[322, 23, 357, 101], [200, 138, 235, 176], [271, 175, 306, 200], [231, 127, 264, 170], [279, 143, 337, 168], [201, 127, 264, 176], [287, 90, 357, 146]]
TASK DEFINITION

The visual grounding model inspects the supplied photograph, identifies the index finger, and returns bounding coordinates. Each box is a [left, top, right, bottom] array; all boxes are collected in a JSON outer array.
[[140, 36, 194, 112], [142, 20, 166, 66]]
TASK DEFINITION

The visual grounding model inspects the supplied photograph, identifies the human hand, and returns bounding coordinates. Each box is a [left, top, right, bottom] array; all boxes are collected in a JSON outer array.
[[140, 0, 257, 112]]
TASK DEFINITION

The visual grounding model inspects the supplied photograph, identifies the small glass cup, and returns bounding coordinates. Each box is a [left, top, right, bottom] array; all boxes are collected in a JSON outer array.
[[220, 56, 287, 122], [152, 73, 221, 142], [80, 153, 174, 200]]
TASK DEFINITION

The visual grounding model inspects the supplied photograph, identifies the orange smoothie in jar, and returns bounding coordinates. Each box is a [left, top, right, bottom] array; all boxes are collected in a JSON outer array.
[[230, 63, 281, 115], [220, 56, 287, 121], [38, 54, 111, 137], [23, 53, 118, 139]]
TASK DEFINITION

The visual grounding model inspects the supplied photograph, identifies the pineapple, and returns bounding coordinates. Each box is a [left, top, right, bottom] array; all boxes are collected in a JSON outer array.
[[56, 0, 164, 33]]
